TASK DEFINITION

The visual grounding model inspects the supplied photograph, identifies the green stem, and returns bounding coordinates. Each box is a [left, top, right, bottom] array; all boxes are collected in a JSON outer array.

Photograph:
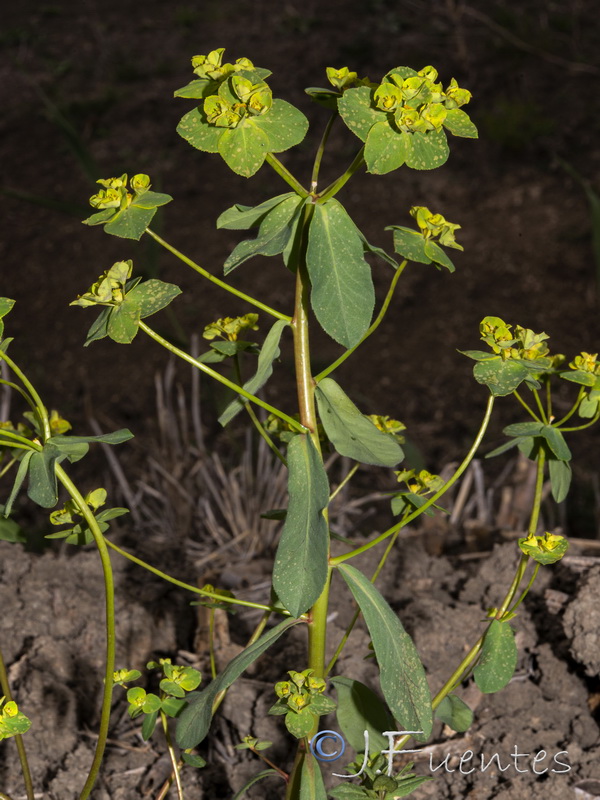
[[55, 465, 115, 800], [532, 388, 548, 424], [233, 355, 287, 466], [208, 609, 217, 681], [265, 153, 309, 198], [318, 147, 366, 203], [553, 388, 585, 427], [0, 352, 50, 440], [328, 463, 359, 503], [0, 647, 34, 800], [104, 538, 289, 614], [315, 261, 408, 383], [139, 321, 306, 433], [528, 449, 546, 536], [160, 710, 184, 800], [310, 113, 337, 191], [146, 228, 291, 322], [545, 377, 553, 420], [331, 394, 495, 565], [512, 390, 540, 422], [560, 409, 600, 431], [508, 562, 540, 615]]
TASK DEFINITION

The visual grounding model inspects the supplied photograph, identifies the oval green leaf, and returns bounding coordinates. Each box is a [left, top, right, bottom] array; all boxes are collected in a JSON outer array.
[[473, 620, 517, 694], [177, 107, 222, 153], [405, 129, 449, 171], [337, 564, 433, 736], [251, 99, 309, 152], [272, 434, 329, 618], [218, 122, 270, 177], [364, 120, 409, 174], [435, 694, 473, 733], [338, 86, 382, 142], [306, 200, 374, 348], [331, 676, 395, 753], [315, 378, 403, 467]]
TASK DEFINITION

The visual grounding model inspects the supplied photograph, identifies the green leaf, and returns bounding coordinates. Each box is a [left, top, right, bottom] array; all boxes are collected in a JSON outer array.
[[405, 130, 449, 171], [176, 617, 300, 748], [132, 190, 172, 210], [0, 297, 15, 339], [176, 107, 222, 153], [560, 369, 597, 387], [388, 227, 430, 264], [272, 435, 329, 618], [391, 775, 434, 797], [0, 514, 26, 543], [503, 422, 544, 438], [338, 86, 383, 142], [141, 710, 158, 740], [104, 206, 156, 240], [223, 196, 303, 274], [540, 425, 571, 462], [231, 770, 279, 800], [329, 786, 368, 799], [28, 444, 62, 508], [251, 99, 309, 152], [435, 694, 473, 733], [217, 193, 294, 230], [107, 299, 141, 344], [218, 122, 270, 177], [578, 394, 599, 418], [285, 707, 315, 739], [4, 450, 34, 516], [358, 232, 399, 269], [299, 751, 327, 800], [331, 676, 394, 753], [306, 199, 375, 348], [337, 564, 433, 736], [84, 306, 111, 346], [161, 696, 187, 717], [364, 121, 409, 174], [182, 752, 207, 768], [548, 458, 572, 503], [473, 620, 517, 693], [473, 358, 532, 396], [218, 319, 290, 426], [443, 108, 478, 138], [315, 378, 403, 467], [51, 429, 133, 447], [127, 280, 182, 318], [81, 208, 117, 227], [423, 240, 455, 272]]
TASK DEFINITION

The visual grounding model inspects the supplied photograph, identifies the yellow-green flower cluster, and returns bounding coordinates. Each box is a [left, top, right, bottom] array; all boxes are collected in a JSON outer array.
[[202, 313, 259, 342], [374, 66, 471, 134], [518, 531, 568, 565], [410, 206, 463, 249], [71, 260, 133, 308], [394, 468, 444, 495], [368, 414, 406, 444], [89, 173, 151, 212], [569, 352, 600, 375], [479, 317, 552, 363]]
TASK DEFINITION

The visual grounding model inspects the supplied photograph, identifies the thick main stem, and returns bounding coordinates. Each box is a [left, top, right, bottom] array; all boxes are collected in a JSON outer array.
[[290, 206, 330, 747]]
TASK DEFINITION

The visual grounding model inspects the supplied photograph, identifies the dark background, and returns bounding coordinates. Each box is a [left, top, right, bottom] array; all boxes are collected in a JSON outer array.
[[1, 0, 599, 529]]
